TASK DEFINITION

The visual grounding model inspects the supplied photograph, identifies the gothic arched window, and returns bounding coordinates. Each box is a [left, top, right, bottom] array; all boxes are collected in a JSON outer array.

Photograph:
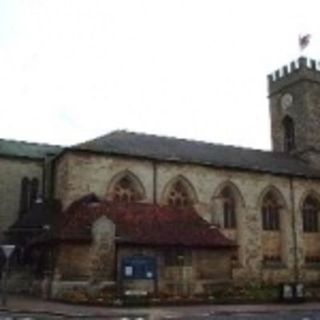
[[283, 116, 295, 152], [112, 175, 143, 203], [167, 180, 194, 208], [19, 177, 30, 215], [30, 178, 39, 204], [262, 192, 280, 231], [303, 196, 320, 232], [221, 187, 236, 229]]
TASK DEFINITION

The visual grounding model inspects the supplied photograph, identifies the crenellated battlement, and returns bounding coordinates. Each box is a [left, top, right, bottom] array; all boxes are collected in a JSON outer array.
[[268, 57, 320, 94]]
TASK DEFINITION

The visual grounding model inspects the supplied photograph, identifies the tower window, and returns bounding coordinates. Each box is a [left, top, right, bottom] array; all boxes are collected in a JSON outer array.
[[283, 116, 295, 152]]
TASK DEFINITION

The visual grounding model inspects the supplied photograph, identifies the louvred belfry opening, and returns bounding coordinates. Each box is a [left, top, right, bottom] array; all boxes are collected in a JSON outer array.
[[283, 116, 295, 152]]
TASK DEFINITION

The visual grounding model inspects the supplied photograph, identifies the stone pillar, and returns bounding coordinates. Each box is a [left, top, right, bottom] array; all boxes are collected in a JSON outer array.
[[241, 205, 262, 284], [90, 216, 116, 283]]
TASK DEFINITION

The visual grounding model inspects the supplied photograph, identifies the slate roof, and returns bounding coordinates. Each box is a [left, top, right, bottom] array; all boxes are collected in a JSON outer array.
[[0, 138, 61, 159], [75, 130, 320, 178], [60, 194, 234, 248]]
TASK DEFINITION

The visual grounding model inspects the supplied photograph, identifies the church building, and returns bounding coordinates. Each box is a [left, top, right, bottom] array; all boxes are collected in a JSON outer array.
[[2, 56, 320, 299]]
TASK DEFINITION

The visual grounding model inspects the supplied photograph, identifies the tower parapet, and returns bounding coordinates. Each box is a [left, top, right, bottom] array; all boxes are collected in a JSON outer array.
[[268, 57, 320, 95], [268, 56, 320, 168]]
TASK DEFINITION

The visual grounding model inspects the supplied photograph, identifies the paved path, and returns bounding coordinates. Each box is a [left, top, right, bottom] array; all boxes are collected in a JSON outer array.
[[2, 295, 320, 319]]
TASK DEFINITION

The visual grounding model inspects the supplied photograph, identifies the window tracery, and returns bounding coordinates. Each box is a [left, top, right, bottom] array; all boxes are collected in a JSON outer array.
[[167, 180, 193, 208], [112, 175, 142, 203]]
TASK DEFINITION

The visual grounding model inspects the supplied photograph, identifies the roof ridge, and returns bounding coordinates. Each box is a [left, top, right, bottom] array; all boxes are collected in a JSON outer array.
[[73, 129, 319, 178], [90, 129, 292, 156], [0, 137, 62, 149]]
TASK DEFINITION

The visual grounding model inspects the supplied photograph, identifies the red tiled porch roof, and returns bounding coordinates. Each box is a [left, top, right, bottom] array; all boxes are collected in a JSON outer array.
[[60, 194, 235, 248]]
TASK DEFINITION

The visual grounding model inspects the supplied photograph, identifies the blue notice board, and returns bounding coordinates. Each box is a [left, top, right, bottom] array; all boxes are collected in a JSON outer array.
[[122, 255, 156, 280]]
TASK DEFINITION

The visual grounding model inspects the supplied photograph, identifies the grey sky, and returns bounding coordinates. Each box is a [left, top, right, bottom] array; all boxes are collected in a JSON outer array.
[[0, 0, 319, 149]]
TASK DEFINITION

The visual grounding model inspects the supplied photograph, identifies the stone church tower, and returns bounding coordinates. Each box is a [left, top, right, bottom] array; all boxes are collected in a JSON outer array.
[[268, 56, 320, 167]]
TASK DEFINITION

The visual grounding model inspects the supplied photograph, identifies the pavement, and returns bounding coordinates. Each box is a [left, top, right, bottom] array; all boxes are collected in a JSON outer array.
[[2, 295, 320, 319]]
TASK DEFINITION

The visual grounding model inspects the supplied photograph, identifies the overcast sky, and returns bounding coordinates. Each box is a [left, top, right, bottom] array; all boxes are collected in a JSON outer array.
[[0, 1, 319, 149]]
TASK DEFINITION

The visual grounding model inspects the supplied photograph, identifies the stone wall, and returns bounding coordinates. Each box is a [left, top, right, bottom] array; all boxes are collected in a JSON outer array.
[[54, 216, 116, 282], [54, 243, 92, 280], [90, 216, 116, 282], [52, 242, 231, 298], [291, 178, 320, 283], [116, 246, 231, 296], [0, 156, 43, 240], [54, 152, 154, 209], [53, 150, 320, 286]]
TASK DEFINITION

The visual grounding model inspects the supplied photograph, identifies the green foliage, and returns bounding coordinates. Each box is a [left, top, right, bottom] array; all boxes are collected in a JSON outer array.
[[304, 285, 320, 300], [206, 284, 279, 302], [56, 285, 118, 305], [56, 284, 280, 306]]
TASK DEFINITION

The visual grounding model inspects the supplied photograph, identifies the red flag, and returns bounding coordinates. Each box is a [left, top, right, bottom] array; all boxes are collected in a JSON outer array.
[[299, 34, 311, 50]]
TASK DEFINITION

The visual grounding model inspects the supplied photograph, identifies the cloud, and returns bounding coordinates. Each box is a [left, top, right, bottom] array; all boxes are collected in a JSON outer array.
[[1, 0, 319, 149]]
